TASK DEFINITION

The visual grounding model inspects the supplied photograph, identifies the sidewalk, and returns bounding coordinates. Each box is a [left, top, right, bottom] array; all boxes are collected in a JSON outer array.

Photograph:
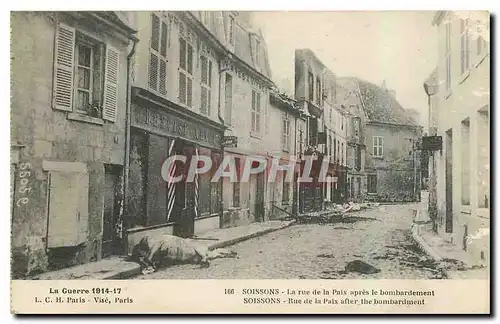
[[31, 220, 295, 280], [410, 193, 489, 279]]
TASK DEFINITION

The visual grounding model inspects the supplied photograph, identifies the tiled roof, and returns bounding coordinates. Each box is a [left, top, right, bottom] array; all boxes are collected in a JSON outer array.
[[353, 78, 419, 127]]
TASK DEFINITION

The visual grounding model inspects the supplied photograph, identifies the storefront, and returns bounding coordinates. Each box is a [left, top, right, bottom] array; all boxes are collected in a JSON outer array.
[[126, 87, 225, 246]]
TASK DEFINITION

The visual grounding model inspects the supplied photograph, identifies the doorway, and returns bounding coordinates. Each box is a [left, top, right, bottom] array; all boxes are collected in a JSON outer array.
[[254, 172, 265, 222], [445, 129, 453, 233], [172, 141, 195, 238], [102, 165, 123, 257]]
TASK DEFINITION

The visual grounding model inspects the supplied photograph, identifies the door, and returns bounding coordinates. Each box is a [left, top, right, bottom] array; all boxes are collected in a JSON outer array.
[[445, 129, 453, 233], [173, 142, 195, 238], [102, 166, 122, 258], [255, 172, 265, 222]]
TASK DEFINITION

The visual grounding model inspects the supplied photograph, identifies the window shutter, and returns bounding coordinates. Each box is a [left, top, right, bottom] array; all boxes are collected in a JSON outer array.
[[52, 23, 75, 112], [103, 45, 119, 122]]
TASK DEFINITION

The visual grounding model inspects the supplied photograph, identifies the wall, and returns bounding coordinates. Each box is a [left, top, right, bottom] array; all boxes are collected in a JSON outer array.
[[10, 12, 130, 277], [433, 12, 490, 262], [365, 123, 422, 201]]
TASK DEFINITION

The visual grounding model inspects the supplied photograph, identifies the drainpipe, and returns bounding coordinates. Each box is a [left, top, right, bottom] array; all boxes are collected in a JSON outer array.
[[217, 58, 231, 228], [122, 38, 137, 249]]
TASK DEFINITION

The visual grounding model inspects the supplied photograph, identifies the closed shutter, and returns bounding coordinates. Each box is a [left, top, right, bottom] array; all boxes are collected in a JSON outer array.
[[103, 45, 119, 122], [47, 171, 89, 248], [52, 23, 76, 112]]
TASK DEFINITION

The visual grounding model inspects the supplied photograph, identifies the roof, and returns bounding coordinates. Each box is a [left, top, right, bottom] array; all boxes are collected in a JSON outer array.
[[234, 20, 272, 79], [347, 78, 419, 127], [192, 11, 272, 80]]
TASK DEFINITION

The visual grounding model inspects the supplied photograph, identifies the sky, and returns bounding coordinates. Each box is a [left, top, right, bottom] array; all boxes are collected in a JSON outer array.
[[251, 11, 438, 129]]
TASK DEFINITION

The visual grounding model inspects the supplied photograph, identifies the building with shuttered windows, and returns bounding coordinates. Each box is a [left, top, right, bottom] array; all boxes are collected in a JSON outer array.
[[10, 12, 136, 277], [126, 11, 276, 249]]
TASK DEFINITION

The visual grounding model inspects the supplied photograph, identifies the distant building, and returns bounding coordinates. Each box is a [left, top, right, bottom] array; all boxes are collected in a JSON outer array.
[[294, 49, 347, 212], [338, 78, 423, 203], [426, 11, 490, 264], [336, 78, 367, 203]]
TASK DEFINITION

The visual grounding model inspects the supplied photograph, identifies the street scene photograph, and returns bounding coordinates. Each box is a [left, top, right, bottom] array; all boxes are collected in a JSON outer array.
[[10, 11, 490, 283]]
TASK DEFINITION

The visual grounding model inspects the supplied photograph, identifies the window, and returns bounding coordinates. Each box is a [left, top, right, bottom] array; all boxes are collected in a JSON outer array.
[[255, 39, 260, 64], [461, 118, 471, 205], [341, 143, 344, 165], [355, 146, 361, 171], [316, 76, 321, 106], [282, 113, 290, 151], [201, 12, 209, 25], [477, 36, 484, 55], [328, 134, 332, 158], [179, 37, 193, 107], [308, 71, 314, 102], [282, 171, 290, 204], [445, 20, 452, 91], [149, 14, 168, 95], [460, 18, 470, 75], [367, 174, 377, 194], [341, 116, 344, 130], [75, 43, 94, 114], [251, 90, 261, 134], [233, 158, 241, 207], [333, 138, 337, 162], [336, 140, 340, 162], [200, 55, 212, 116], [229, 16, 235, 45], [309, 118, 318, 146], [353, 118, 360, 136], [52, 23, 118, 122], [373, 136, 383, 157], [224, 74, 233, 125]]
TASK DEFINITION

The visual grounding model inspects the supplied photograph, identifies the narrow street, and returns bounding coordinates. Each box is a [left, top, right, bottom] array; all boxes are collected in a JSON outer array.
[[137, 203, 444, 280]]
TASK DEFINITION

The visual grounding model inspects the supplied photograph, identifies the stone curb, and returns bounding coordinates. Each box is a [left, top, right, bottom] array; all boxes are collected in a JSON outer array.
[[410, 224, 443, 262], [103, 220, 296, 279], [207, 220, 296, 251]]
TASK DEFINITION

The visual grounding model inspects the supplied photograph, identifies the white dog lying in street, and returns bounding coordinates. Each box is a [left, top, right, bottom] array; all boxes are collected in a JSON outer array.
[[130, 234, 237, 274]]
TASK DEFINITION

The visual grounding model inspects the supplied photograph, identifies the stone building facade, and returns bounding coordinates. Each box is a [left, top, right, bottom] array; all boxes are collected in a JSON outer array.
[[10, 12, 136, 277], [427, 11, 490, 264]]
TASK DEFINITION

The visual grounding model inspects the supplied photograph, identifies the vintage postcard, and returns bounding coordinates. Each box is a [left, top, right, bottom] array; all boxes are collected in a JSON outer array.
[[10, 10, 490, 314]]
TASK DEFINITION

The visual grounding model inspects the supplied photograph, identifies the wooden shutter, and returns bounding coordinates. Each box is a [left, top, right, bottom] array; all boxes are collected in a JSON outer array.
[[103, 45, 119, 122], [52, 23, 75, 112], [47, 171, 89, 248]]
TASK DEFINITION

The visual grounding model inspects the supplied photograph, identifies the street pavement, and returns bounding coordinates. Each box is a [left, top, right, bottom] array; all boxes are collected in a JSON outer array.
[[136, 203, 444, 279]]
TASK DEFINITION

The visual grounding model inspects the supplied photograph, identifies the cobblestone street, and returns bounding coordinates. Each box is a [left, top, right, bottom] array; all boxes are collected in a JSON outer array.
[[137, 203, 444, 280]]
